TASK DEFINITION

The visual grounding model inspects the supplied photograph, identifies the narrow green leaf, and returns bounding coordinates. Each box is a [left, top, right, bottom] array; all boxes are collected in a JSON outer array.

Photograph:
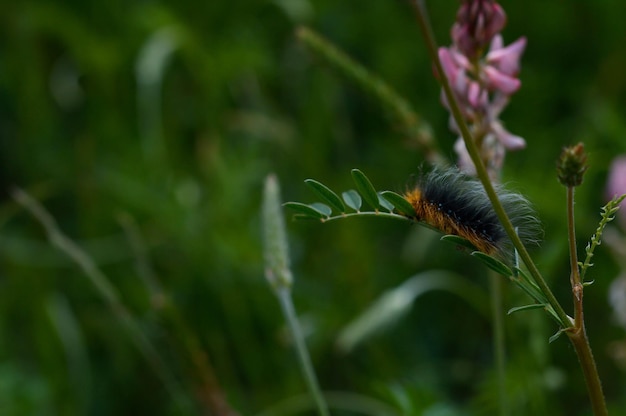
[[549, 328, 566, 344], [471, 251, 513, 277], [351, 169, 380, 210], [304, 179, 345, 213], [342, 190, 362, 211], [510, 267, 548, 304], [544, 305, 565, 325], [440, 235, 478, 251], [512, 266, 540, 291], [283, 202, 328, 219], [507, 304, 546, 315], [381, 191, 416, 217]]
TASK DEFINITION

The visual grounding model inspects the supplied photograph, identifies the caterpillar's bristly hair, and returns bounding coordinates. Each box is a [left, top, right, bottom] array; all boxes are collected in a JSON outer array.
[[403, 167, 541, 261]]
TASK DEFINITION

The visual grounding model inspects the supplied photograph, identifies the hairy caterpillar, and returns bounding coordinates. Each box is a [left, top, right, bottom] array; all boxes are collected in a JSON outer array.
[[403, 167, 541, 259]]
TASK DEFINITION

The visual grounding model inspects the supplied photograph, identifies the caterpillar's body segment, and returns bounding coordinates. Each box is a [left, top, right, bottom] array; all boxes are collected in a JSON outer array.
[[403, 168, 540, 259]]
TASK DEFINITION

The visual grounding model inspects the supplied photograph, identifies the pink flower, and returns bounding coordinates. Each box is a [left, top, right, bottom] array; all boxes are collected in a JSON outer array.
[[480, 36, 526, 94], [438, 44, 526, 153], [482, 65, 521, 94], [440, 0, 526, 175], [452, 0, 507, 58], [438, 48, 470, 95]]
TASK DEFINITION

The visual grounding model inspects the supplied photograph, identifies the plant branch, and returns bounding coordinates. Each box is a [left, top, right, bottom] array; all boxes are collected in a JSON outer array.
[[564, 186, 607, 415], [411, 0, 571, 329]]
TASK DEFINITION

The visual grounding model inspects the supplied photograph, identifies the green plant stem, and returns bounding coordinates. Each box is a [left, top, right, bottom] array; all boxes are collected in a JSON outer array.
[[568, 329, 607, 416], [489, 272, 508, 416], [264, 174, 328, 416], [321, 211, 410, 223], [412, 3, 607, 413], [411, 0, 571, 329], [565, 186, 607, 416], [276, 287, 330, 416], [566, 187, 583, 327]]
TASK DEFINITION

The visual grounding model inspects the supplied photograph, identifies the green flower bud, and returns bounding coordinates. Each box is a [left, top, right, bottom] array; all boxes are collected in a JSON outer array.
[[557, 143, 588, 187]]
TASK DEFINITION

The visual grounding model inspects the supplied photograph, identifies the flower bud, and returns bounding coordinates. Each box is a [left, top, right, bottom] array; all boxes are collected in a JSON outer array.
[[557, 142, 588, 187], [452, 0, 507, 58]]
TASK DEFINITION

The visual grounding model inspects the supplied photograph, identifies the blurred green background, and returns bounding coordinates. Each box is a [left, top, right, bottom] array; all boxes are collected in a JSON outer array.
[[1, 0, 626, 415]]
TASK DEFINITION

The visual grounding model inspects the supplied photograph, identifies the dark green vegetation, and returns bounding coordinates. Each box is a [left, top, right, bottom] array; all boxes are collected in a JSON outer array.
[[1, 1, 626, 415]]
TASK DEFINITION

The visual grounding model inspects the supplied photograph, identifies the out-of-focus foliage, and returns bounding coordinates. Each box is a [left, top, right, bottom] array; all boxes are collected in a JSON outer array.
[[0, 0, 625, 415]]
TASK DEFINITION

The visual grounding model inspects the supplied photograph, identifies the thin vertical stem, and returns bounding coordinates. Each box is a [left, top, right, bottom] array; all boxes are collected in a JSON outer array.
[[568, 331, 607, 416], [566, 188, 579, 285], [565, 186, 607, 416], [489, 273, 508, 416], [566, 187, 583, 327], [276, 288, 330, 416]]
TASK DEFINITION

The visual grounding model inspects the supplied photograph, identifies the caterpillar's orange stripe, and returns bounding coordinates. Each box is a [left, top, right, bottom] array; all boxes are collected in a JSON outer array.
[[401, 168, 540, 260], [404, 189, 498, 254]]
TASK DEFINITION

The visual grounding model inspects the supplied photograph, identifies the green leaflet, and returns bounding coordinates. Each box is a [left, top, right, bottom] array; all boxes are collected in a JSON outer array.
[[351, 169, 380, 210], [283, 202, 331, 220], [304, 179, 346, 214]]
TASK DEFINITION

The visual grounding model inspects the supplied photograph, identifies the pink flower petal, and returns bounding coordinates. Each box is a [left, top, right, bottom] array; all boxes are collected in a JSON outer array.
[[490, 121, 526, 150], [488, 92, 510, 118], [440, 48, 471, 99], [488, 34, 504, 52], [467, 81, 482, 108], [454, 137, 476, 175], [438, 48, 458, 81], [484, 4, 507, 39], [487, 37, 526, 75], [483, 66, 521, 94], [451, 49, 472, 70]]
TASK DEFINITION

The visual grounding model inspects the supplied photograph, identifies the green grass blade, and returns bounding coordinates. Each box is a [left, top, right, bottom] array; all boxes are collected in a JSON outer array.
[[471, 251, 513, 277]]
